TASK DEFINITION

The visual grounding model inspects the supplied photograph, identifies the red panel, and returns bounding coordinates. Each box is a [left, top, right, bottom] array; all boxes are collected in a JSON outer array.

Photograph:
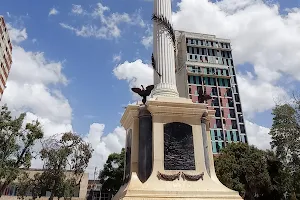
[[222, 98, 228, 107], [206, 86, 212, 95], [207, 99, 212, 106], [210, 118, 216, 129], [219, 88, 227, 97], [191, 85, 197, 95], [192, 95, 198, 103], [226, 119, 232, 129], [223, 108, 229, 118]]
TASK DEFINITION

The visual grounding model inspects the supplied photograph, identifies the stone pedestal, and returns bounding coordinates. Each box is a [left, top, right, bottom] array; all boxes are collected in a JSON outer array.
[[113, 97, 242, 200]]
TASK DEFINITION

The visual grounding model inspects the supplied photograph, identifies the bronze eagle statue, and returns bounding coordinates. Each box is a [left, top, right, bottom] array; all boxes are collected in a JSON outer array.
[[198, 90, 212, 103], [131, 85, 155, 104]]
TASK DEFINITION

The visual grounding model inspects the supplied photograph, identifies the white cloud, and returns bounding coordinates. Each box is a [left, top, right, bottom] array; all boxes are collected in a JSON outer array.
[[71, 4, 84, 15], [141, 24, 153, 49], [113, 59, 153, 88], [172, 0, 300, 82], [245, 120, 271, 150], [84, 123, 126, 178], [61, 3, 145, 39], [6, 24, 27, 43], [2, 24, 73, 167], [49, 8, 59, 16], [237, 73, 288, 117], [112, 52, 122, 63]]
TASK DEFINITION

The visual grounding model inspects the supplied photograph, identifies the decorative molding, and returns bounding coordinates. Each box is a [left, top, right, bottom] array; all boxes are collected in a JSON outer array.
[[157, 171, 205, 181], [157, 171, 181, 181], [181, 172, 204, 181]]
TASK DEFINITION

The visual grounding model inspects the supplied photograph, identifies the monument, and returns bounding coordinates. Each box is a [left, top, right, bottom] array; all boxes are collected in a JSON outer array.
[[113, 0, 242, 199]]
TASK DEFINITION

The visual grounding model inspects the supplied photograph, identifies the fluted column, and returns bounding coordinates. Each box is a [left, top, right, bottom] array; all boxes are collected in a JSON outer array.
[[152, 0, 179, 97]]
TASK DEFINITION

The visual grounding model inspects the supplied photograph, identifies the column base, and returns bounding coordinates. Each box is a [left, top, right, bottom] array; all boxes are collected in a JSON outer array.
[[151, 83, 179, 98]]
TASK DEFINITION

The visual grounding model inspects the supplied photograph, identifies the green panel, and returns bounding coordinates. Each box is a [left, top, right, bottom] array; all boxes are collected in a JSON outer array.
[[195, 76, 200, 84], [203, 77, 207, 85], [233, 131, 237, 142], [212, 142, 217, 153], [227, 131, 231, 142], [210, 130, 214, 141]]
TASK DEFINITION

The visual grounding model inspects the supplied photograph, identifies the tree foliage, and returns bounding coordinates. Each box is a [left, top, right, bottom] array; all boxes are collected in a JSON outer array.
[[98, 148, 125, 195], [216, 143, 272, 199], [269, 100, 300, 199], [0, 105, 44, 196], [17, 132, 93, 200]]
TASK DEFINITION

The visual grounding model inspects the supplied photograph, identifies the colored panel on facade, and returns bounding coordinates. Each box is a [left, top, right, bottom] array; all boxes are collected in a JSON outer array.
[[210, 130, 214, 141], [212, 142, 217, 153], [223, 108, 229, 118], [226, 119, 232, 129], [191, 95, 198, 103], [190, 85, 197, 94], [206, 86, 212, 95], [207, 99, 212, 106], [226, 131, 231, 142], [195, 76, 200, 84], [219, 87, 227, 97], [210, 118, 216, 129]]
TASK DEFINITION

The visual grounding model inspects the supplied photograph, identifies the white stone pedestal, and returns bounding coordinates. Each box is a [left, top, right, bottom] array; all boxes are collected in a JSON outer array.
[[113, 97, 242, 200]]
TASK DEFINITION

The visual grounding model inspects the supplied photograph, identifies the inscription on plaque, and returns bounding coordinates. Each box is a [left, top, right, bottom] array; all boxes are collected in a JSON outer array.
[[164, 122, 195, 170], [123, 129, 132, 184]]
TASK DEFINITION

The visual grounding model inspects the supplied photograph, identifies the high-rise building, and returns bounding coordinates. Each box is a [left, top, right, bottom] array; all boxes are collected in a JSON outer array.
[[175, 30, 247, 154], [0, 16, 12, 100]]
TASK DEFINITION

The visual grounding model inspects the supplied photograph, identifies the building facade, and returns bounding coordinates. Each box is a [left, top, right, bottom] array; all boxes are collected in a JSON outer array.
[[175, 31, 247, 154], [0, 16, 12, 100], [0, 169, 89, 200]]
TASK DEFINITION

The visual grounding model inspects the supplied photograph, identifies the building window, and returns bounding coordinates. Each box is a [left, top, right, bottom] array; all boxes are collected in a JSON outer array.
[[216, 119, 222, 128], [235, 94, 240, 102], [230, 131, 234, 141], [231, 120, 237, 129], [240, 124, 245, 133], [214, 130, 218, 141], [237, 104, 242, 112], [215, 108, 221, 117], [229, 109, 235, 118], [238, 114, 244, 123], [228, 99, 234, 107]]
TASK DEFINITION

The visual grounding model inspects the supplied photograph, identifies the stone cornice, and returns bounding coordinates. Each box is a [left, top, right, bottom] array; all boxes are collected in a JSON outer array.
[[120, 105, 139, 129], [147, 98, 208, 118]]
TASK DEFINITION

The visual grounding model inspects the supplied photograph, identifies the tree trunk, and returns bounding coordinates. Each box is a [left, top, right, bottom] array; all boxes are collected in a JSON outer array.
[[49, 180, 57, 200], [0, 180, 10, 197]]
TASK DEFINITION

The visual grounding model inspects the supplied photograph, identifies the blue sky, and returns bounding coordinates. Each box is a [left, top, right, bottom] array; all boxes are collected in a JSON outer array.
[[1, 0, 300, 174]]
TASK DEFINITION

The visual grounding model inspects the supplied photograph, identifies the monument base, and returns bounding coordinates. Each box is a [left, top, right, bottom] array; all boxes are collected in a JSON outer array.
[[114, 97, 242, 200]]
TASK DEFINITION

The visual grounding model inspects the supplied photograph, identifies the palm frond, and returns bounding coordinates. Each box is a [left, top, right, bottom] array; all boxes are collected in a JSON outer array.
[[152, 14, 176, 52], [151, 53, 161, 77]]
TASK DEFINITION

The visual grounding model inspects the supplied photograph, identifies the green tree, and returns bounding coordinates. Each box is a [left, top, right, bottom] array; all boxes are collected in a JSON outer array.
[[0, 105, 44, 196], [16, 172, 43, 200], [269, 101, 300, 198], [18, 132, 93, 200], [215, 142, 286, 200], [99, 148, 125, 195]]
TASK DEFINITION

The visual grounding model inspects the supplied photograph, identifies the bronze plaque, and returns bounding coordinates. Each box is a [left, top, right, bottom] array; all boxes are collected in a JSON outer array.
[[164, 122, 195, 170]]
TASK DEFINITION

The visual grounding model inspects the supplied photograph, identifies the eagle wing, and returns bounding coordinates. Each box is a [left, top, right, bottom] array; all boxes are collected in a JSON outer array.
[[145, 85, 155, 96], [131, 88, 142, 96]]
